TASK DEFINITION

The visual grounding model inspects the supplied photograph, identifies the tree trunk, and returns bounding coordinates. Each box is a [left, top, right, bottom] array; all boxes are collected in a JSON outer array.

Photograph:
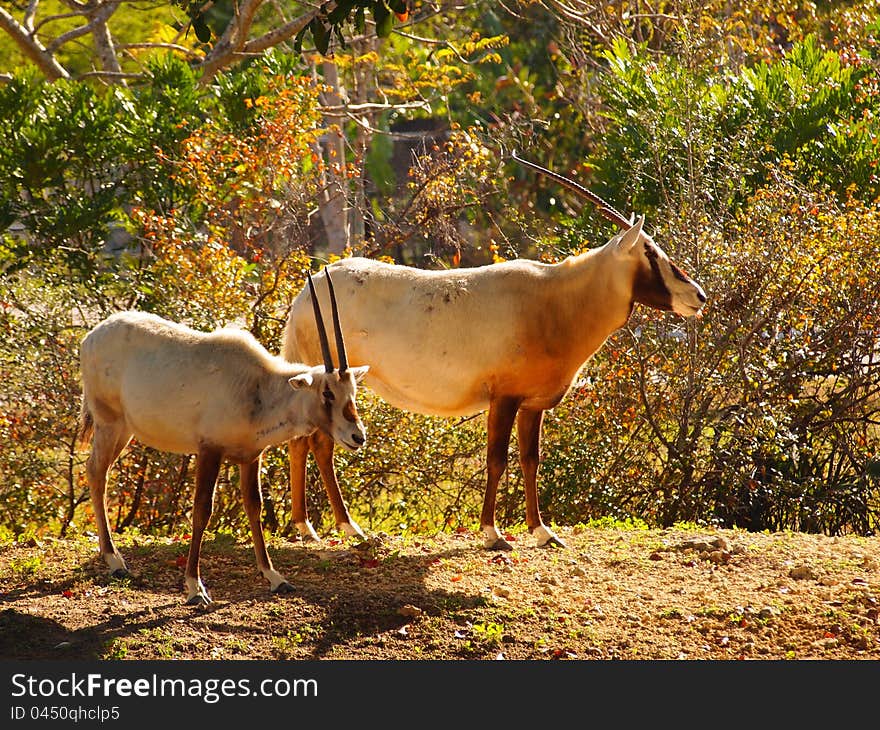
[[315, 59, 352, 254]]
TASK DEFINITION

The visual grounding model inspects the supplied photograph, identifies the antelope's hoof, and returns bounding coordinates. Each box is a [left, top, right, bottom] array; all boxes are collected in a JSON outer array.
[[271, 581, 295, 595], [295, 521, 321, 543], [110, 568, 131, 580], [339, 521, 366, 540], [532, 525, 567, 549], [185, 593, 213, 607], [539, 535, 567, 549], [485, 537, 514, 552]]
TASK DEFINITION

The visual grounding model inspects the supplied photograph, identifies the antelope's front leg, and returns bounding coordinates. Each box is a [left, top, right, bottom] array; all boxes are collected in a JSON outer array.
[[517, 407, 566, 549], [184, 448, 221, 605], [240, 456, 294, 595], [289, 437, 320, 541], [310, 430, 366, 540]]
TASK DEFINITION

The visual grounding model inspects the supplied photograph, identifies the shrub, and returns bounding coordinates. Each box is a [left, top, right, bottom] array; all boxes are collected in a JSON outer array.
[[591, 35, 880, 218], [540, 177, 880, 535], [0, 270, 90, 536], [0, 56, 206, 278]]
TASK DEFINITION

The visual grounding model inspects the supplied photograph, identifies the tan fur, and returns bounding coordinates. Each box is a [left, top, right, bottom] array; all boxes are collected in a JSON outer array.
[[283, 217, 706, 546], [78, 309, 368, 603], [285, 220, 702, 416], [79, 311, 364, 458]]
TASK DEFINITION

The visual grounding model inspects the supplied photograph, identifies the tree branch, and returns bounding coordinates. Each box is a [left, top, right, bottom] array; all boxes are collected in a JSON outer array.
[[197, 0, 266, 84], [119, 42, 202, 59], [241, 7, 321, 55], [0, 5, 70, 81], [88, 1, 124, 80]]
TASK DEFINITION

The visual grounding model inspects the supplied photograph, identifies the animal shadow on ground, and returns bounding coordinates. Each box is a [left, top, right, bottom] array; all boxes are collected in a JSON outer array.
[[0, 605, 180, 660], [1, 537, 481, 660]]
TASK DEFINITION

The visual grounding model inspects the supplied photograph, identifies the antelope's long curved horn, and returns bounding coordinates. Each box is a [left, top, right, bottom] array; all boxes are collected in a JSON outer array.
[[324, 268, 348, 374], [511, 151, 633, 230], [307, 271, 334, 373]]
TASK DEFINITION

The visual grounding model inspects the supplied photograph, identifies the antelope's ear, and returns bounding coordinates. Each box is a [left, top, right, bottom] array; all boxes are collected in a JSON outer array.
[[349, 365, 370, 383], [289, 372, 314, 389], [616, 214, 645, 253]]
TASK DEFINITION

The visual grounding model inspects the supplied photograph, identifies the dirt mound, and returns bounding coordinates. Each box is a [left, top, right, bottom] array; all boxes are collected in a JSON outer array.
[[2, 525, 878, 660]]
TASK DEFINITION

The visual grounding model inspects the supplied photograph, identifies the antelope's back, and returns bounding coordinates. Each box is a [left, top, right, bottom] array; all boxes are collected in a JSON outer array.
[[283, 257, 552, 416], [80, 311, 277, 452]]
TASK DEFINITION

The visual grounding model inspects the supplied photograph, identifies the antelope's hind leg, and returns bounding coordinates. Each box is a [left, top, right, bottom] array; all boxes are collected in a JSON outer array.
[[85, 420, 133, 578]]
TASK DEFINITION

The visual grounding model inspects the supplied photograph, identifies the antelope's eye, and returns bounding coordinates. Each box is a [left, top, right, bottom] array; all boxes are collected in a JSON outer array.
[[323, 389, 335, 402]]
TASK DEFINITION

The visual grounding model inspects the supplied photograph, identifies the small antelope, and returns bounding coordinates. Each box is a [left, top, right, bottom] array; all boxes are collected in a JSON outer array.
[[283, 156, 707, 550], [78, 270, 368, 604]]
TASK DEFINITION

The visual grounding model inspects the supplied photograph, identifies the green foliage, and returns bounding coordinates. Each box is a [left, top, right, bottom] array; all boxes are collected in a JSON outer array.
[[0, 75, 131, 273], [364, 124, 396, 197], [0, 268, 92, 537], [540, 180, 880, 534], [471, 621, 504, 646], [310, 391, 488, 535], [10, 555, 44, 579], [694, 185, 880, 534], [170, 0, 413, 55], [723, 35, 879, 200], [213, 50, 304, 133], [582, 516, 650, 531], [1, 5, 879, 544], [591, 34, 880, 217], [0, 56, 207, 278]]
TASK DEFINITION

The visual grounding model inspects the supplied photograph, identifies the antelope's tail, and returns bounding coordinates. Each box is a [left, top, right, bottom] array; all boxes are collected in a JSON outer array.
[[76, 396, 94, 450]]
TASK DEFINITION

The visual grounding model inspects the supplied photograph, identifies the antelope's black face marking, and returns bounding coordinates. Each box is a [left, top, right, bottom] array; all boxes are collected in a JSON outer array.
[[633, 242, 673, 311], [671, 262, 693, 284], [322, 385, 339, 425], [316, 371, 367, 451]]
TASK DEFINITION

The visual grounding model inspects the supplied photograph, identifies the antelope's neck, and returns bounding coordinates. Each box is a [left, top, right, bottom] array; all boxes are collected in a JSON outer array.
[[552, 248, 634, 361], [252, 372, 315, 449]]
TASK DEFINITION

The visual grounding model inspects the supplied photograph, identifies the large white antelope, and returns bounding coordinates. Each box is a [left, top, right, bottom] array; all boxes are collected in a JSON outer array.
[[78, 271, 368, 604], [283, 155, 707, 550]]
